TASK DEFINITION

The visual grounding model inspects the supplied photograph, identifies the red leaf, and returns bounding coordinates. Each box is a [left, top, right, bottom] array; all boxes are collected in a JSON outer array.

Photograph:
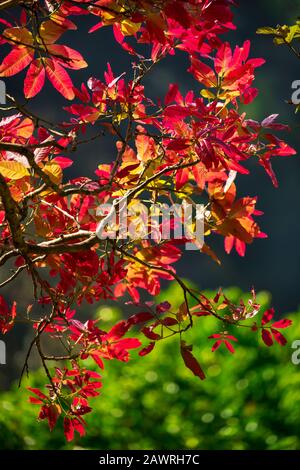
[[52, 157, 73, 169], [165, 83, 179, 105], [156, 301, 171, 314], [45, 58, 75, 100], [114, 338, 142, 351], [29, 397, 43, 405], [188, 57, 217, 88], [73, 418, 86, 437], [0, 46, 33, 77], [211, 340, 223, 352], [271, 328, 287, 346], [28, 387, 48, 401], [161, 317, 178, 326], [139, 342, 155, 356], [91, 353, 104, 370], [243, 87, 258, 104], [180, 341, 206, 380], [47, 404, 60, 431], [47, 44, 87, 70], [141, 326, 161, 340], [127, 311, 154, 326], [271, 318, 292, 329], [166, 138, 190, 151], [63, 417, 74, 442], [261, 308, 275, 326], [89, 22, 103, 34], [0, 296, 16, 334], [24, 59, 45, 98], [259, 158, 278, 188], [262, 328, 273, 347], [107, 320, 131, 340], [224, 235, 235, 254], [224, 340, 235, 354], [235, 239, 246, 257]]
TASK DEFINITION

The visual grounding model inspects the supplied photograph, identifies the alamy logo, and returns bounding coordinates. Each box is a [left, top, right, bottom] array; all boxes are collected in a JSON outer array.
[[291, 340, 300, 365], [0, 79, 6, 104], [0, 340, 6, 365], [96, 198, 205, 251], [291, 80, 300, 105]]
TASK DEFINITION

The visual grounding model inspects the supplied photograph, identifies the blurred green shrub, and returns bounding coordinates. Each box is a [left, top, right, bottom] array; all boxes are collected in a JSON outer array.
[[0, 284, 300, 450]]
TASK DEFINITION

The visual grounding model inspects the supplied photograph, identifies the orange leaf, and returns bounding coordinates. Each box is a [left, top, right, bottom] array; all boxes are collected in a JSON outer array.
[[201, 243, 221, 265], [50, 13, 77, 31], [39, 20, 66, 44], [2, 26, 33, 46], [14, 117, 34, 139], [135, 130, 156, 162]]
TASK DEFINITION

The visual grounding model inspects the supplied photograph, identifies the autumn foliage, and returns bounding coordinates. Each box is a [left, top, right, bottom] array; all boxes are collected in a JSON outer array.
[[0, 1, 295, 441]]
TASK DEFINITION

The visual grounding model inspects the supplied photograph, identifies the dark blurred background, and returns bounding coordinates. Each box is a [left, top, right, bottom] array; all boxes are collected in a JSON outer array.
[[0, 0, 300, 388]]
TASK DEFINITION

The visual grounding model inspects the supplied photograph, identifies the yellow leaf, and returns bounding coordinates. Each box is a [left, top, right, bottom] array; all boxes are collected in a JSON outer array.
[[43, 162, 62, 184], [101, 8, 121, 25], [120, 20, 141, 36], [201, 89, 215, 99], [0, 161, 30, 180], [256, 26, 278, 35]]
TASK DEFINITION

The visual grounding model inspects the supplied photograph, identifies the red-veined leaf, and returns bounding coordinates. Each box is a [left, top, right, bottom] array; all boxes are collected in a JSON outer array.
[[24, 59, 45, 98], [47, 44, 87, 69], [0, 46, 33, 77], [45, 58, 75, 100], [188, 57, 217, 88]]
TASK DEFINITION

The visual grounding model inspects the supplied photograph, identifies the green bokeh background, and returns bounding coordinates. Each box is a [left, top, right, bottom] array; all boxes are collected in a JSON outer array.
[[1, 284, 300, 450]]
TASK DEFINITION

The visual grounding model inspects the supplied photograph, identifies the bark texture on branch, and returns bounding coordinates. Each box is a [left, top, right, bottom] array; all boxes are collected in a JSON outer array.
[[0, 0, 26, 11]]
